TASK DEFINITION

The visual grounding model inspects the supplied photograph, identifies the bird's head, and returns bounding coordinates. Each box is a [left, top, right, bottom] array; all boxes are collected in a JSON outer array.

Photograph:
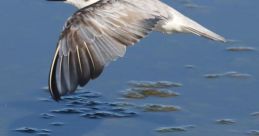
[[47, 0, 99, 9]]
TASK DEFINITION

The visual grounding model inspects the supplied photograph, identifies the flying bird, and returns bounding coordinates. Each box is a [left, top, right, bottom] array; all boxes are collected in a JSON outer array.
[[47, 0, 226, 100]]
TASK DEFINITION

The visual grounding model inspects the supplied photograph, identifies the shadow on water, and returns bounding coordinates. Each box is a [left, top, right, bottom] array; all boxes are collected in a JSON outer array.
[[10, 81, 185, 135], [1, 0, 259, 136], [9, 80, 182, 136]]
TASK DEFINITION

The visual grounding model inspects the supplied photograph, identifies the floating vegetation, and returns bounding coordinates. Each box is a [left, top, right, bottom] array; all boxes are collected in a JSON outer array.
[[121, 88, 180, 99], [204, 71, 252, 79], [122, 90, 145, 99], [155, 125, 195, 133], [50, 122, 65, 126], [215, 119, 236, 125], [247, 130, 259, 136], [226, 47, 256, 52], [40, 113, 55, 119], [251, 112, 259, 116], [128, 81, 182, 88], [14, 127, 51, 135], [141, 104, 181, 112]]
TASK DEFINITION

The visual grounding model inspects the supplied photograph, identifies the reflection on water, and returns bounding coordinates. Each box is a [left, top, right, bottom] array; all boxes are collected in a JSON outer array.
[[0, 0, 259, 136]]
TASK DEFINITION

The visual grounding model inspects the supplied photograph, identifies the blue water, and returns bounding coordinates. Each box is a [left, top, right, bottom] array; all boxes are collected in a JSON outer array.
[[0, 0, 259, 136]]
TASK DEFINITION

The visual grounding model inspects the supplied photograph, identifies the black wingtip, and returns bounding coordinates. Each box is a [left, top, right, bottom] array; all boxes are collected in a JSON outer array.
[[49, 47, 61, 101]]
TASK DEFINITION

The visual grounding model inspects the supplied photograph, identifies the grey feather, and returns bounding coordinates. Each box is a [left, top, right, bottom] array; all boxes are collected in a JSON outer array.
[[48, 0, 162, 100]]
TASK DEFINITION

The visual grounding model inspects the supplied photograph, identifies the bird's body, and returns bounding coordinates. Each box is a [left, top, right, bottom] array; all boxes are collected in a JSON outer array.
[[48, 0, 226, 100]]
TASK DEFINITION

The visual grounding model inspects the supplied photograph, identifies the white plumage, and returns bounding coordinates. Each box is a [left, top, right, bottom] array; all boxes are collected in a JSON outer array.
[[47, 0, 226, 100]]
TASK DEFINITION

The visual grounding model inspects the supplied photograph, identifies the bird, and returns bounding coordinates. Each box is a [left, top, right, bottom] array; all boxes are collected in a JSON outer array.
[[47, 0, 226, 101]]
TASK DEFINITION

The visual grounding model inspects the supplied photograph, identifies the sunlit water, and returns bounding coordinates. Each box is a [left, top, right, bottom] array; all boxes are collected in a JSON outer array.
[[0, 0, 259, 136]]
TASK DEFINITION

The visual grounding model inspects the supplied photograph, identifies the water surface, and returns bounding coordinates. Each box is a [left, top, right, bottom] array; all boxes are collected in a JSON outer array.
[[0, 0, 259, 136]]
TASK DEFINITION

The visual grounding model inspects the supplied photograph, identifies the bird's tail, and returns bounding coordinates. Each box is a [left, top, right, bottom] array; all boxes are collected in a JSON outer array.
[[180, 17, 226, 42], [157, 4, 226, 42]]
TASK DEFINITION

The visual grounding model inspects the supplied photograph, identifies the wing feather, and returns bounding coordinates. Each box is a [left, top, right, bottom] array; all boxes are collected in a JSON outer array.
[[49, 0, 162, 100]]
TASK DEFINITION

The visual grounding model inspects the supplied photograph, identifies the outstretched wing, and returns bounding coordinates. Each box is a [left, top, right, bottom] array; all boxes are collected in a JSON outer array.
[[49, 0, 162, 100]]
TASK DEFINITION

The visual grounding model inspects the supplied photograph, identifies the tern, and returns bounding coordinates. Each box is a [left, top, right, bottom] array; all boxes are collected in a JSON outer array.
[[47, 0, 226, 100]]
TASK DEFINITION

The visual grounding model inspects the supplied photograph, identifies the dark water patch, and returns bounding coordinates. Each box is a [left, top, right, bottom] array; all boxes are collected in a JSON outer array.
[[14, 127, 38, 133], [155, 125, 195, 133], [62, 91, 101, 101], [37, 133, 50, 136], [204, 71, 252, 79], [185, 65, 196, 69], [65, 100, 105, 107], [49, 122, 65, 126], [81, 110, 137, 119], [128, 81, 182, 88], [109, 102, 137, 108], [215, 119, 236, 125], [247, 130, 259, 136], [140, 104, 181, 112], [66, 100, 87, 106], [14, 127, 51, 135], [51, 108, 84, 114], [204, 74, 222, 79], [226, 47, 256, 52], [74, 91, 102, 98], [40, 113, 55, 119], [121, 88, 180, 99], [83, 100, 105, 106], [40, 129, 51, 133]]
